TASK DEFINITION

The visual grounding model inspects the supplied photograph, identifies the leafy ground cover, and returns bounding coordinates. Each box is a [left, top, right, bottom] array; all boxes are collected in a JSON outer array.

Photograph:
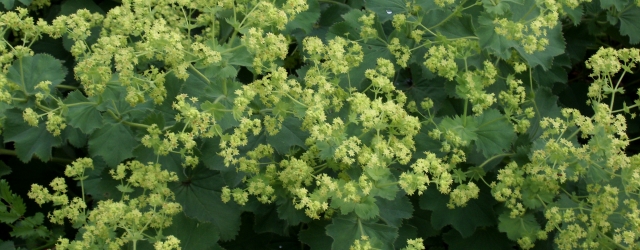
[[1, 0, 640, 249]]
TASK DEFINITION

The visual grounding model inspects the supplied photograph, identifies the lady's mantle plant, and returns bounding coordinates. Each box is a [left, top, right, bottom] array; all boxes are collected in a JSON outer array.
[[1, 0, 640, 249]]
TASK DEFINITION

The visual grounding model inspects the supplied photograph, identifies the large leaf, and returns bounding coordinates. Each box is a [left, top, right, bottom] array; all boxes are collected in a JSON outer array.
[[88, 121, 136, 167], [523, 87, 561, 140], [0, 179, 26, 224], [0, 0, 31, 10], [474, 109, 516, 157], [298, 220, 333, 250], [163, 213, 220, 249], [285, 0, 321, 33], [376, 193, 413, 227], [266, 117, 308, 154], [365, 0, 407, 23], [169, 166, 243, 241], [443, 227, 513, 250], [326, 216, 398, 250], [513, 25, 566, 71], [419, 185, 497, 238], [497, 212, 540, 241], [618, 5, 640, 44], [3, 109, 62, 162], [6, 54, 67, 95], [63, 90, 102, 134]]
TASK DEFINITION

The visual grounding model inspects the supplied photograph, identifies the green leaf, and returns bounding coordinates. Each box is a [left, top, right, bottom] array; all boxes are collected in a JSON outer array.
[[439, 116, 478, 143], [474, 109, 516, 157], [524, 87, 561, 140], [0, 241, 15, 250], [0, 0, 30, 9], [63, 90, 102, 134], [443, 227, 513, 250], [497, 212, 540, 241], [482, 0, 523, 15], [326, 216, 398, 250], [169, 165, 242, 241], [365, 0, 407, 23], [266, 117, 308, 154], [88, 122, 136, 167], [3, 109, 62, 163], [163, 213, 220, 249], [0, 161, 11, 177], [476, 14, 517, 59], [286, 0, 320, 33], [354, 196, 380, 220], [59, 0, 105, 15], [437, 14, 476, 39], [420, 185, 497, 238], [618, 5, 640, 44], [521, 179, 556, 209], [10, 213, 49, 239], [253, 203, 288, 235], [394, 224, 418, 249], [6, 54, 67, 95], [299, 220, 333, 250], [0, 179, 26, 224], [513, 25, 566, 70], [376, 193, 413, 227], [276, 196, 311, 225], [600, 0, 629, 10]]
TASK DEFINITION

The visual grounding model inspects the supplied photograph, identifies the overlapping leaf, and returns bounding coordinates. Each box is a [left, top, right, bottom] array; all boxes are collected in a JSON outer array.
[[169, 165, 243, 241], [6, 54, 67, 95], [326, 216, 398, 250], [3, 109, 62, 163], [88, 121, 136, 167]]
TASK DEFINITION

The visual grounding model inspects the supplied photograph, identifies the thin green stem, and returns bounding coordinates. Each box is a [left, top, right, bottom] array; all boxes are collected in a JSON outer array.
[[429, 0, 468, 30], [609, 71, 626, 112], [55, 84, 78, 90], [107, 110, 151, 129], [477, 153, 513, 170]]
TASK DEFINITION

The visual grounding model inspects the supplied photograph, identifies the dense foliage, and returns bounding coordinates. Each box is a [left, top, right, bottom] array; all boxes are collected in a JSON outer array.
[[1, 0, 640, 249]]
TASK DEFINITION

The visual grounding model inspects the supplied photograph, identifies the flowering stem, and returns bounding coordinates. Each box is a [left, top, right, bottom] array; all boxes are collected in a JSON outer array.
[[610, 71, 626, 112]]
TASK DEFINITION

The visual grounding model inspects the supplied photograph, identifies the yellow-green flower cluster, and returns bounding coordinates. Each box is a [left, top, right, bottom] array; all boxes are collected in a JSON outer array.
[[243, 27, 289, 74], [493, 2, 562, 54], [402, 238, 425, 250], [358, 12, 378, 42], [499, 75, 534, 133], [29, 158, 182, 250], [219, 118, 262, 166]]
